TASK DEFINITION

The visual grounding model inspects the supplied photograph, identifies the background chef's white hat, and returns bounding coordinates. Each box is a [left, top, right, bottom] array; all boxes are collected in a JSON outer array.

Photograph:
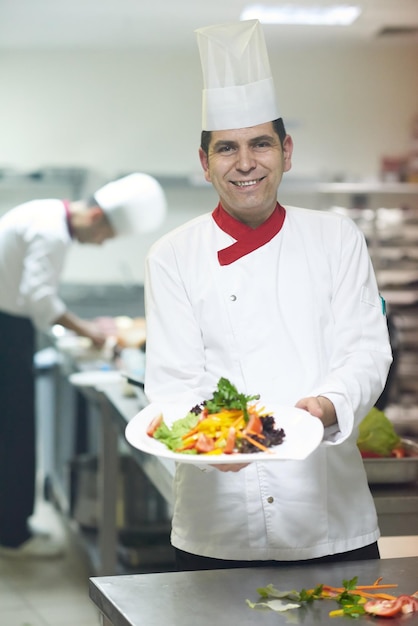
[[94, 172, 166, 236], [195, 19, 280, 131]]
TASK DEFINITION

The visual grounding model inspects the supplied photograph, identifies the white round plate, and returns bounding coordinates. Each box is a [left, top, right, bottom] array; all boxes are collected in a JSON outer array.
[[69, 370, 123, 388], [125, 403, 324, 465], [56, 335, 92, 353]]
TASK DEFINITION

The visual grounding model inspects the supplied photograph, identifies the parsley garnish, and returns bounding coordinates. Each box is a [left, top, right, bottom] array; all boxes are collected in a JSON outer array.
[[204, 377, 260, 422]]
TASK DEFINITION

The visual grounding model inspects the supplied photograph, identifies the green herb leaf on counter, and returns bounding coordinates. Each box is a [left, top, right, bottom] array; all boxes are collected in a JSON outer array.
[[256, 584, 300, 601], [298, 584, 324, 602], [333, 578, 367, 618]]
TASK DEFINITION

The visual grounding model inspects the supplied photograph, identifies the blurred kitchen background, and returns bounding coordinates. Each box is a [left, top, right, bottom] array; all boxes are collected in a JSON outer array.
[[0, 0, 417, 287], [2, 0, 418, 405], [0, 2, 418, 623]]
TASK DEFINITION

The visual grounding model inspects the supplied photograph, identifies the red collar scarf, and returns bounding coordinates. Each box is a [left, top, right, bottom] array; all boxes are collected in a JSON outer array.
[[212, 202, 286, 266], [62, 199, 74, 239]]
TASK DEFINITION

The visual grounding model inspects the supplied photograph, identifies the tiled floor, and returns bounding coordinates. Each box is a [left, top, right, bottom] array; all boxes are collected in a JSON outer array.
[[0, 500, 101, 626], [1, 496, 417, 626]]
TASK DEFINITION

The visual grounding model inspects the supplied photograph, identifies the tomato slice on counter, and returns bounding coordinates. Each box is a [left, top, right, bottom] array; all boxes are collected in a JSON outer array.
[[397, 595, 418, 614], [364, 598, 404, 617], [365, 595, 418, 617]]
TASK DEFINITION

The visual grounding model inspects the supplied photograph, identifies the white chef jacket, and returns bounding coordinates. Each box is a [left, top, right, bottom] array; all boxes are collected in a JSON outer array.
[[144, 205, 392, 561], [0, 199, 70, 331]]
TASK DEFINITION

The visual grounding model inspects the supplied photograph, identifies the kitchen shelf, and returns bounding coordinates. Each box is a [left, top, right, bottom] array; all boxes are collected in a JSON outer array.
[[279, 181, 418, 408], [0, 168, 90, 216]]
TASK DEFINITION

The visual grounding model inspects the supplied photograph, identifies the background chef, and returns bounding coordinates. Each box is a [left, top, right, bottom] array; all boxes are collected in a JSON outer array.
[[0, 172, 166, 558]]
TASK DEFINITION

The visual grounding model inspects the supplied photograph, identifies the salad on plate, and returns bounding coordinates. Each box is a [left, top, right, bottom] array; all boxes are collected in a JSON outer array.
[[147, 377, 286, 457]]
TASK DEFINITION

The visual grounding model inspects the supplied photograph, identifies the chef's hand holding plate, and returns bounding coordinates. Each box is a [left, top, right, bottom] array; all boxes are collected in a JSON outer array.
[[212, 396, 335, 472], [295, 396, 337, 428]]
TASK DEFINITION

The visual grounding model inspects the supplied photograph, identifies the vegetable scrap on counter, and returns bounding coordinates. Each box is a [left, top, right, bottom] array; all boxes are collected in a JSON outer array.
[[247, 576, 418, 619]]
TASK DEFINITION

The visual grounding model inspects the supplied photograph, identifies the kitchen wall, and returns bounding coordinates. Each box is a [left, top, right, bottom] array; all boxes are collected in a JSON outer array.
[[1, 43, 417, 179], [0, 40, 417, 284]]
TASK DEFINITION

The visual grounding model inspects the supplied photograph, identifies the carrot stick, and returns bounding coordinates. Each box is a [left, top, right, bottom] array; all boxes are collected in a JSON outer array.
[[175, 442, 197, 452], [372, 593, 400, 601], [241, 433, 270, 452], [231, 414, 245, 428], [322, 583, 398, 592], [321, 586, 397, 601], [355, 585, 398, 590], [361, 592, 397, 600], [246, 430, 266, 439], [327, 590, 397, 601], [181, 425, 201, 439]]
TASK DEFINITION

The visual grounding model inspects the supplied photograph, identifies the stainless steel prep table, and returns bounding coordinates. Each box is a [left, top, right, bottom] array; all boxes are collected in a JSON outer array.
[[95, 382, 174, 575], [89, 556, 418, 626]]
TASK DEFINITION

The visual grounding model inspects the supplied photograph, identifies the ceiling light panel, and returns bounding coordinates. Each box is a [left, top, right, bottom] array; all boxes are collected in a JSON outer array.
[[240, 4, 362, 26]]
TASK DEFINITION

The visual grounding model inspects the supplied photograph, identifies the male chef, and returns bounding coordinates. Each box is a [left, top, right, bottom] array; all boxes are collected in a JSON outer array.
[[0, 173, 166, 558], [143, 20, 392, 571]]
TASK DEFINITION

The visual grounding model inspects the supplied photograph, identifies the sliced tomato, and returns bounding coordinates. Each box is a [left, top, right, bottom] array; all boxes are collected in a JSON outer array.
[[360, 451, 385, 458], [398, 595, 418, 614], [364, 598, 403, 617], [245, 412, 263, 435], [223, 427, 236, 454], [146, 413, 163, 437], [195, 433, 215, 453]]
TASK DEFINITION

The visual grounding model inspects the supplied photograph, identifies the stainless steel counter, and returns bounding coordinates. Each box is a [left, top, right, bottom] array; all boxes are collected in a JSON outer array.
[[89, 556, 418, 626], [93, 383, 174, 575], [101, 383, 174, 506]]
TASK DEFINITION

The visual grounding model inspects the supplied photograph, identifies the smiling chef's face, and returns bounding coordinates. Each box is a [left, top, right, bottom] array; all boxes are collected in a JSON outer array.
[[199, 121, 293, 229]]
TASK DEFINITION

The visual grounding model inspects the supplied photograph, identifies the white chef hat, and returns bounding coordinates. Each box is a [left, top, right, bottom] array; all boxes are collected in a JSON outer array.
[[195, 19, 280, 131], [94, 173, 167, 236]]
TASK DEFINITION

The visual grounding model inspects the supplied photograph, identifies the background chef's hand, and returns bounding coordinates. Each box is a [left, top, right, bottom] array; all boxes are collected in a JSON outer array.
[[54, 311, 108, 349], [78, 320, 108, 348], [295, 395, 337, 428], [92, 316, 118, 336]]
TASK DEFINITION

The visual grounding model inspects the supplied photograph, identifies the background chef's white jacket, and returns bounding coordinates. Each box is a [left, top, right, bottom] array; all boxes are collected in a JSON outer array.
[[144, 205, 393, 561], [0, 200, 69, 331]]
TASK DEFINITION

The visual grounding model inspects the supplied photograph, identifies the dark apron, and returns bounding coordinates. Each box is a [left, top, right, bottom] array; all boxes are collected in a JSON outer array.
[[0, 310, 35, 545]]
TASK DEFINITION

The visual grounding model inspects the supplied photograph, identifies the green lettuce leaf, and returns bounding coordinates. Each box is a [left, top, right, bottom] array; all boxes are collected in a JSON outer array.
[[357, 407, 401, 457], [256, 584, 300, 601], [246, 598, 301, 612], [153, 412, 200, 452]]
